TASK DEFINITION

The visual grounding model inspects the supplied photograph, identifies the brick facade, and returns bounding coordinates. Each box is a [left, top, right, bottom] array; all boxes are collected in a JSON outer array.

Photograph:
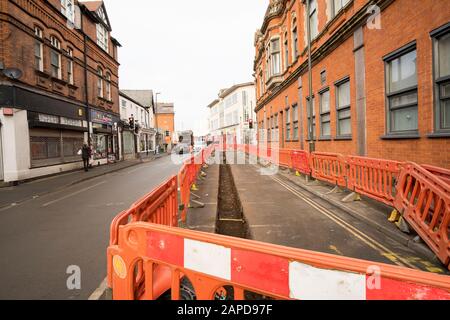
[[254, 0, 450, 168]]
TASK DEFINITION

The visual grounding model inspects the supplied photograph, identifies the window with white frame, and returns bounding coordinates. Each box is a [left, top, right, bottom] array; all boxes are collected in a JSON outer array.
[[332, 0, 351, 18], [284, 32, 289, 69], [96, 23, 109, 53], [432, 25, 450, 132], [67, 48, 74, 85], [50, 36, 61, 79], [292, 104, 299, 140], [292, 17, 298, 60], [320, 89, 331, 138], [61, 0, 75, 22], [307, 96, 316, 140], [385, 45, 418, 134], [105, 72, 112, 101], [308, 0, 319, 40], [270, 38, 281, 76], [97, 68, 103, 98], [34, 27, 43, 72]]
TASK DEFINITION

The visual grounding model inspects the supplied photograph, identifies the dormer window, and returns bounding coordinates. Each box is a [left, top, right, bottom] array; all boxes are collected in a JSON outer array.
[[97, 23, 109, 53], [61, 0, 75, 22]]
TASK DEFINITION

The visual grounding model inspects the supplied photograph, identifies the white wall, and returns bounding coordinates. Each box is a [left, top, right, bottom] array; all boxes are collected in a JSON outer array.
[[120, 95, 153, 129]]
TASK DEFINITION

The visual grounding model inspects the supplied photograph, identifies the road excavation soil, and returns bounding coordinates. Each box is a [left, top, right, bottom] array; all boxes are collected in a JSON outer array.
[[216, 163, 249, 239]]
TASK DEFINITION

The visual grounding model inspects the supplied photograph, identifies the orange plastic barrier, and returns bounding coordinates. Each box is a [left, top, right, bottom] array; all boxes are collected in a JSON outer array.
[[394, 162, 450, 269], [310, 152, 347, 187], [109, 222, 450, 300], [278, 149, 293, 168], [107, 175, 178, 287], [347, 156, 402, 206], [422, 165, 450, 186], [178, 163, 190, 222], [292, 150, 311, 175]]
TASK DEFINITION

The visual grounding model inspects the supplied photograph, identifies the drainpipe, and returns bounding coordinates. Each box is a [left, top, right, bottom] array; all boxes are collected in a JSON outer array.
[[81, 14, 91, 147], [306, 0, 315, 153]]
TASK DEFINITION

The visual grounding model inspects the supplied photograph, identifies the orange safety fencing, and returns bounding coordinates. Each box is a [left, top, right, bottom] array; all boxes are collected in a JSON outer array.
[[109, 222, 450, 300], [347, 156, 402, 207], [422, 165, 450, 186], [292, 150, 311, 175], [394, 162, 450, 269], [108, 175, 178, 287], [278, 149, 293, 169], [310, 152, 347, 187]]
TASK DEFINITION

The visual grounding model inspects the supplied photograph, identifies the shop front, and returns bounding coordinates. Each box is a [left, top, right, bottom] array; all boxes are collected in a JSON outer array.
[[90, 109, 120, 165]]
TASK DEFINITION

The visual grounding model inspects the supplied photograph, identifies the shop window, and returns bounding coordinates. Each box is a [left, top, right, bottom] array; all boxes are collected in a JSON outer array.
[[92, 134, 107, 159], [30, 137, 61, 160], [63, 138, 83, 158]]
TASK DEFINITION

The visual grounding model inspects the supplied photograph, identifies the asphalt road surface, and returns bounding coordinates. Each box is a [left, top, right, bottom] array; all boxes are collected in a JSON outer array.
[[0, 155, 186, 300]]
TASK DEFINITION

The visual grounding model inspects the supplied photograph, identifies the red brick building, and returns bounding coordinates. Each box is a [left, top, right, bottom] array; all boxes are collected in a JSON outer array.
[[254, 0, 450, 168], [0, 0, 121, 182]]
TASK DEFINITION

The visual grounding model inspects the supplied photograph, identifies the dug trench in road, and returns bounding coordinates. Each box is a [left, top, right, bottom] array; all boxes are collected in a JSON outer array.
[[0, 154, 188, 300], [223, 153, 448, 275], [216, 151, 250, 239]]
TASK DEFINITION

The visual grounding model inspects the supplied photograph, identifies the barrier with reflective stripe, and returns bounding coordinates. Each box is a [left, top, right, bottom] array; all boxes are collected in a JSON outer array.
[[347, 156, 401, 206], [109, 223, 450, 300], [394, 162, 450, 269], [310, 152, 347, 187], [107, 175, 178, 288]]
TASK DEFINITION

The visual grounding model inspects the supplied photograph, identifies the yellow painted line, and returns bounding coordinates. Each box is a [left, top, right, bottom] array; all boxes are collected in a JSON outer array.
[[270, 175, 419, 270]]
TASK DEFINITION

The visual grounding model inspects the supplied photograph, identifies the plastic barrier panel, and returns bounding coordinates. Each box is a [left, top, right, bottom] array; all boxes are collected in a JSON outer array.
[[178, 164, 190, 222], [422, 165, 450, 186], [311, 152, 347, 187], [394, 163, 450, 269], [292, 150, 311, 175], [347, 156, 402, 206], [107, 175, 178, 287], [278, 149, 293, 169], [109, 223, 450, 300]]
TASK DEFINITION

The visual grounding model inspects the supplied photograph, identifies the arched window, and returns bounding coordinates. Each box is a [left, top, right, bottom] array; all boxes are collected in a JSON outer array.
[[105, 72, 111, 101], [50, 36, 62, 79], [97, 68, 103, 98]]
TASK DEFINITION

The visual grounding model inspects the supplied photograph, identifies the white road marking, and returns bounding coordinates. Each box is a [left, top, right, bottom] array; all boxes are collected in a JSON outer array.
[[88, 277, 108, 300], [42, 181, 106, 207]]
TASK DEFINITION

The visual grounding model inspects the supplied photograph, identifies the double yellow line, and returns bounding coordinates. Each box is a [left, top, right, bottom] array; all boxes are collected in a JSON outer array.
[[269, 174, 420, 270]]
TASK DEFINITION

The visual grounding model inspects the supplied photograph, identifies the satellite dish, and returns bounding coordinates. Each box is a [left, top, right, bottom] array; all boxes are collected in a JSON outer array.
[[3, 68, 23, 80]]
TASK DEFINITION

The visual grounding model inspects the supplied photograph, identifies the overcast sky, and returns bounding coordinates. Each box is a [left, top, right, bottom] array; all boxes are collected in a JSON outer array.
[[104, 0, 269, 135]]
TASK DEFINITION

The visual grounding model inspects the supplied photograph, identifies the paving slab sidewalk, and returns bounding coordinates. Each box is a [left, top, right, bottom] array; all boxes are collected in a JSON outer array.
[[228, 161, 442, 270], [0, 154, 168, 209], [185, 164, 219, 234]]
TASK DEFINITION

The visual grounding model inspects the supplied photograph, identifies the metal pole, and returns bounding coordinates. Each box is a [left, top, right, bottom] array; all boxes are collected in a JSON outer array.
[[306, 0, 315, 153], [154, 92, 160, 153]]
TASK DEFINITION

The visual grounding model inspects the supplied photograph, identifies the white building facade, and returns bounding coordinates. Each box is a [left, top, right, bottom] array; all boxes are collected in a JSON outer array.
[[119, 91, 156, 160], [207, 82, 257, 145]]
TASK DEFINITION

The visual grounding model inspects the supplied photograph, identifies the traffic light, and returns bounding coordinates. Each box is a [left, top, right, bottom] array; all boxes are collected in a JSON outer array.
[[249, 119, 254, 129]]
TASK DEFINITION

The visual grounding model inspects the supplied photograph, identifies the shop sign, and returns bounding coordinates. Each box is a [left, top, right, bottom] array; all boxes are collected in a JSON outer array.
[[91, 110, 113, 125]]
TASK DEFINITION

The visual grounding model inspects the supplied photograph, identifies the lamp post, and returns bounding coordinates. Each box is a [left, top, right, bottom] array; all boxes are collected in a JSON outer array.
[[306, 0, 315, 153], [154, 92, 161, 153]]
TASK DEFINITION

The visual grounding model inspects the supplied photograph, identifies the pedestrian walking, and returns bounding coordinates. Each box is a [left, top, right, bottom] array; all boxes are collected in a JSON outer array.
[[80, 143, 91, 172]]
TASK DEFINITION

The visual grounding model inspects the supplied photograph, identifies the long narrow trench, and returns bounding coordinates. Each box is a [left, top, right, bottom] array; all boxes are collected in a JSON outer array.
[[216, 151, 250, 239]]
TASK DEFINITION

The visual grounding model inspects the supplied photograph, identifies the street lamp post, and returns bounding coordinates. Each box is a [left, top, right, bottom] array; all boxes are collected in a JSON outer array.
[[306, 0, 315, 154], [154, 92, 161, 154]]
